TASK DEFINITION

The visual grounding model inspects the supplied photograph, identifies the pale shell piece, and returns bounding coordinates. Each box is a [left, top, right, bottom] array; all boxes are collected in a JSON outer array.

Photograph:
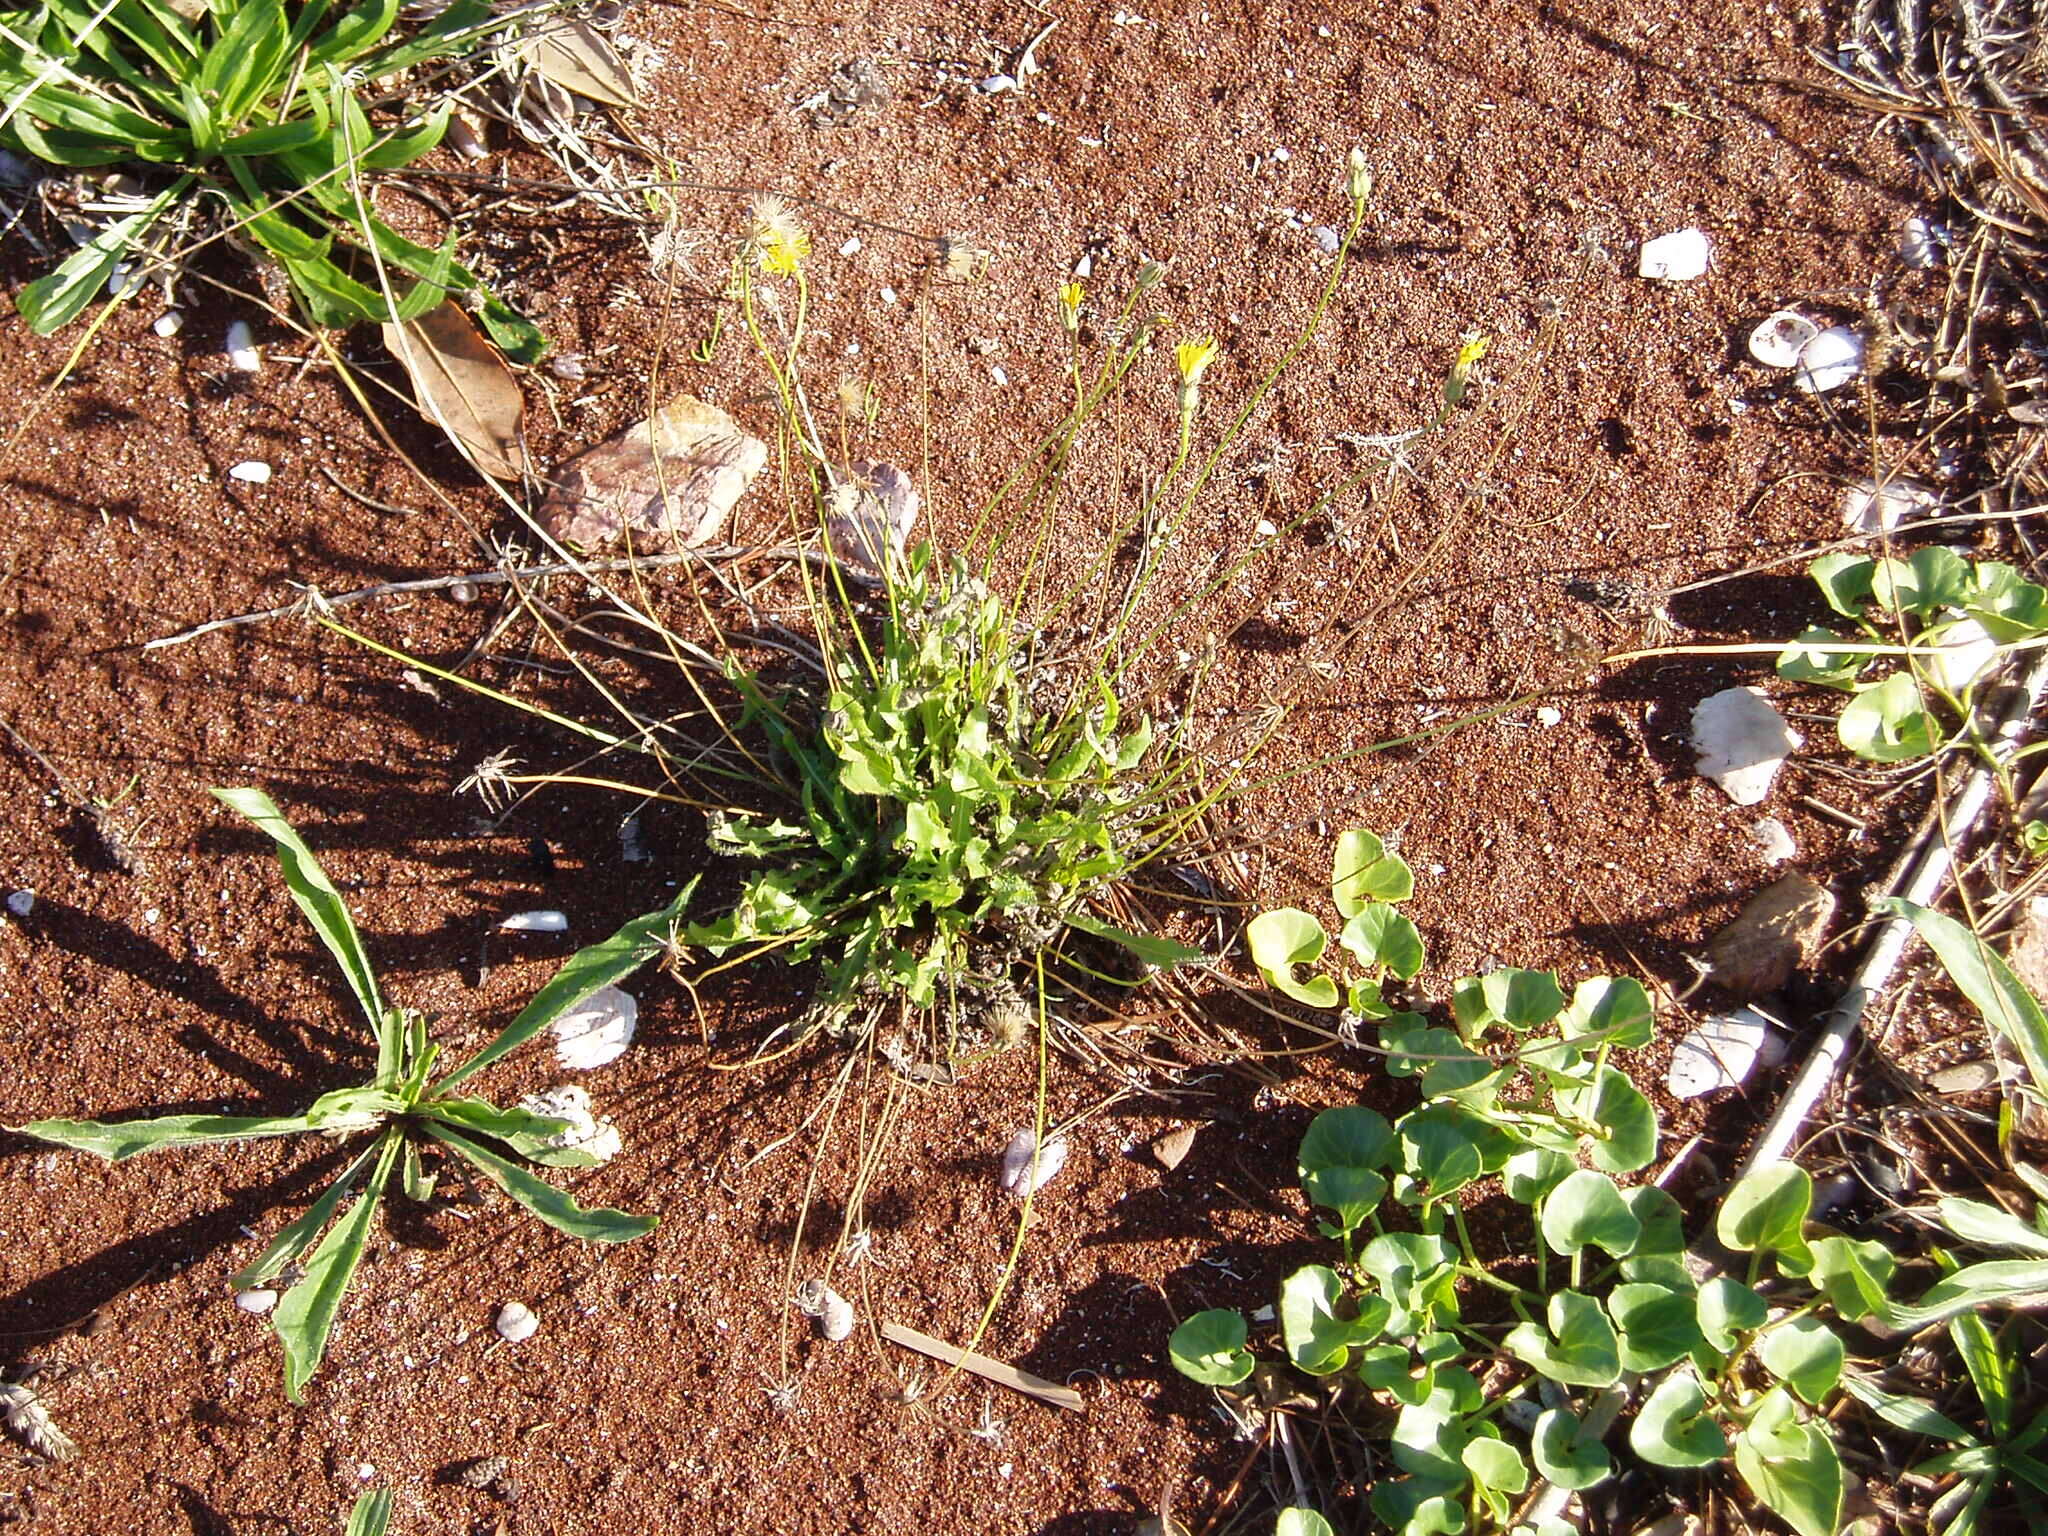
[[500, 908, 569, 933], [980, 73, 1019, 93], [228, 460, 272, 485], [1750, 817, 1796, 865], [1747, 310, 1819, 369], [1841, 476, 1939, 534], [153, 310, 184, 338], [1928, 618, 1999, 692], [551, 985, 637, 1070], [224, 319, 260, 373], [516, 1083, 622, 1163], [1691, 686, 1802, 806], [1793, 326, 1864, 394], [446, 112, 490, 161], [494, 1302, 539, 1343], [234, 1287, 278, 1315], [6, 889, 33, 917], [1638, 228, 1712, 282], [794, 1278, 856, 1340], [1900, 214, 1943, 269], [1667, 1007, 1772, 1099], [999, 1128, 1068, 1197]]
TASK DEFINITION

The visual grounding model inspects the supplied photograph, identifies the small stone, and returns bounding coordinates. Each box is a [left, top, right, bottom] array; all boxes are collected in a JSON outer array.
[[224, 319, 260, 373], [548, 353, 586, 381], [455, 1455, 509, 1491], [1638, 228, 1712, 282], [1535, 705, 1563, 727], [838, 236, 862, 256], [153, 310, 184, 338], [1074, 252, 1093, 278], [494, 1302, 538, 1343], [1151, 1126, 1196, 1172], [980, 73, 1019, 93], [1751, 817, 1796, 865], [1701, 872, 1835, 999], [1900, 214, 1944, 269], [6, 889, 32, 917], [234, 1287, 278, 1315], [1312, 224, 1340, 254], [500, 909, 568, 933], [1692, 686, 1801, 806], [881, 285, 898, 304], [448, 579, 479, 604], [228, 461, 272, 485], [1254, 519, 1278, 538], [990, 364, 1008, 386], [1928, 1059, 1999, 1095], [1666, 1007, 1772, 1098]]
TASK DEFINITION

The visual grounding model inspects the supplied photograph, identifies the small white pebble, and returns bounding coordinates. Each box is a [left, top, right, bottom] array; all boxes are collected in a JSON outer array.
[[880, 285, 898, 305], [500, 909, 568, 933], [1751, 818, 1796, 865], [548, 353, 586, 381], [235, 1288, 278, 1316], [980, 73, 1019, 94], [1074, 252, 1093, 278], [1535, 705, 1563, 727], [6, 889, 32, 917], [228, 461, 272, 485], [838, 236, 862, 256], [448, 579, 479, 603], [1254, 519, 1278, 538], [1312, 225, 1340, 254], [153, 310, 184, 338], [990, 364, 1009, 386], [224, 319, 260, 373], [494, 1302, 539, 1343], [357, 1464, 375, 1482]]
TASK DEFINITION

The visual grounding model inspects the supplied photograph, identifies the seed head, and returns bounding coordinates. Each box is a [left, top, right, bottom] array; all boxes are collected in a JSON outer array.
[[746, 195, 809, 275]]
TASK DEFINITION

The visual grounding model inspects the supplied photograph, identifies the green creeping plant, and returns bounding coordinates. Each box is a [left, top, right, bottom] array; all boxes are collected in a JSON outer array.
[[15, 787, 692, 1401], [0, 0, 544, 355]]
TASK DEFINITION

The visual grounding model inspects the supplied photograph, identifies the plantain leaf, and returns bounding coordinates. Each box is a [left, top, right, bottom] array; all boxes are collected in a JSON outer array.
[[275, 1131, 399, 1402], [19, 1108, 316, 1161], [423, 1123, 653, 1243], [231, 1143, 380, 1289]]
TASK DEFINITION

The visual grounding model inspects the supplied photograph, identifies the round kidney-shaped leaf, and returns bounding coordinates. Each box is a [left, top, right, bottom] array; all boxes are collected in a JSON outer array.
[[1340, 904, 1425, 979], [1299, 1106, 1392, 1232], [1631, 1370, 1729, 1468], [1503, 1290, 1621, 1388], [1280, 1264, 1387, 1375], [1560, 1065, 1658, 1174], [1332, 828, 1413, 916], [1560, 976, 1655, 1048], [1168, 1308, 1255, 1387], [1759, 1317, 1845, 1405], [1540, 1169, 1641, 1259], [1531, 1406, 1612, 1490], [1609, 1281, 1704, 1372], [1716, 1162, 1815, 1275], [1504, 1147, 1575, 1207], [1460, 1435, 1529, 1496], [1839, 671, 1940, 763], [1697, 1276, 1769, 1355], [1274, 1512, 1336, 1536], [1248, 909, 1339, 1008]]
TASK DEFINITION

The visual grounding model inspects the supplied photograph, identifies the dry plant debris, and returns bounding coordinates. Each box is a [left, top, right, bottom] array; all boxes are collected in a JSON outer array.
[[383, 301, 528, 482]]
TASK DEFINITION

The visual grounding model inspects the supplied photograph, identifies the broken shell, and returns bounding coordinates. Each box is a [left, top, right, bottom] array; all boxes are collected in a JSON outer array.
[[494, 1302, 539, 1343], [500, 909, 568, 933], [1666, 1007, 1772, 1099], [224, 319, 260, 373], [1747, 310, 1819, 370], [795, 1280, 856, 1341], [1691, 686, 1801, 806], [153, 310, 184, 338], [551, 985, 637, 1070], [228, 460, 272, 485], [1750, 818, 1796, 866], [1793, 326, 1864, 394], [1638, 228, 1712, 282], [999, 1128, 1068, 1197], [516, 1084, 623, 1164], [1841, 476, 1938, 534], [1900, 214, 1944, 269], [234, 1287, 279, 1315]]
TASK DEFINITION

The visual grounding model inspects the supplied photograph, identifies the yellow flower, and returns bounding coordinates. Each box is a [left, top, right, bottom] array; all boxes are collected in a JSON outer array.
[[1454, 331, 1490, 373], [747, 195, 809, 276], [1175, 337, 1219, 386], [1056, 281, 1083, 332]]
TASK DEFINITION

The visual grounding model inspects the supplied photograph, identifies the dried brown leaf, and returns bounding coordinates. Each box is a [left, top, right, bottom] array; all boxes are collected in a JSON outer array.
[[878, 1322, 1084, 1411], [1701, 872, 1836, 999], [538, 394, 767, 549], [520, 20, 640, 109], [381, 301, 526, 482]]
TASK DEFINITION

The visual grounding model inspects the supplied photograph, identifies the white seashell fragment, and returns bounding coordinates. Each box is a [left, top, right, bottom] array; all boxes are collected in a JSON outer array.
[[838, 236, 862, 256], [1750, 818, 1796, 865], [228, 460, 272, 485], [494, 1302, 539, 1343], [1535, 705, 1563, 727], [224, 319, 261, 373], [1666, 1007, 1773, 1099], [1841, 476, 1938, 534], [999, 1128, 1069, 1198], [153, 310, 184, 338], [235, 1287, 278, 1315], [1692, 687, 1802, 806], [6, 889, 32, 917], [980, 73, 1019, 93], [1638, 228, 1712, 282], [551, 985, 637, 1070], [516, 1084, 623, 1164], [1748, 310, 1819, 369], [1928, 618, 2000, 692], [1793, 326, 1863, 393], [795, 1279, 855, 1341], [1900, 214, 1943, 269], [500, 909, 568, 932], [548, 353, 586, 381]]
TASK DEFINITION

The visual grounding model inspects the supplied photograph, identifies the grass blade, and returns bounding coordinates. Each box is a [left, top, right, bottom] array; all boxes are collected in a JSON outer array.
[[1877, 897, 2048, 1097], [231, 1143, 378, 1289], [212, 787, 392, 1076], [18, 1109, 317, 1161], [423, 1123, 653, 1243], [274, 1131, 399, 1402], [431, 880, 695, 1096], [344, 1490, 393, 1536]]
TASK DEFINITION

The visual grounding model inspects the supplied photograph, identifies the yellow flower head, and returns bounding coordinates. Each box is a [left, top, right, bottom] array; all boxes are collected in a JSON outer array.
[[1056, 281, 1084, 332], [1454, 331, 1490, 373], [747, 195, 809, 276], [1175, 336, 1219, 386]]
